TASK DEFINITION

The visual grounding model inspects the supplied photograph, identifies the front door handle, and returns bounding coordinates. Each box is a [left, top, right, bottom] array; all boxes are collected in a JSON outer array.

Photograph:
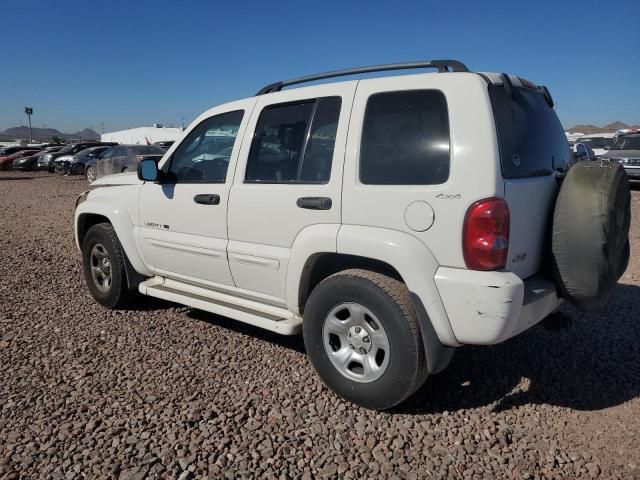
[[296, 197, 332, 210], [194, 194, 220, 205]]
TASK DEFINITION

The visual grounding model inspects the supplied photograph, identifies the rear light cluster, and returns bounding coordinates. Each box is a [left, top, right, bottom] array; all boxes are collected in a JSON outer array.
[[463, 198, 510, 271]]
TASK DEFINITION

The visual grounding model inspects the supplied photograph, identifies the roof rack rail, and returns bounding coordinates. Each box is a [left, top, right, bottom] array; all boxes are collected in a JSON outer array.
[[256, 59, 470, 95]]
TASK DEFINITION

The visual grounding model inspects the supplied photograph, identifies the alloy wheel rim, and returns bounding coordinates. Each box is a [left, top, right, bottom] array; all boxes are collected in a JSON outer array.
[[90, 243, 112, 292], [87, 168, 96, 182], [322, 302, 390, 383]]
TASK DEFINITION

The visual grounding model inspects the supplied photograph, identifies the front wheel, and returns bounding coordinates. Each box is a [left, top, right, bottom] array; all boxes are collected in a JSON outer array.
[[82, 223, 130, 309], [303, 269, 427, 410], [86, 166, 96, 183], [70, 164, 84, 176]]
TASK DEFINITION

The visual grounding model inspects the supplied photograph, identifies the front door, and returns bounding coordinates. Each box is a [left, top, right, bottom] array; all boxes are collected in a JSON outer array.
[[137, 99, 255, 287], [227, 83, 356, 300]]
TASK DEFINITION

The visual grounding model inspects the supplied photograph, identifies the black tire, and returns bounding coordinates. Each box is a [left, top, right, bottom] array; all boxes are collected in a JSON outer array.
[[86, 166, 96, 183], [70, 164, 84, 176], [303, 269, 426, 410], [82, 223, 130, 309], [551, 161, 631, 310]]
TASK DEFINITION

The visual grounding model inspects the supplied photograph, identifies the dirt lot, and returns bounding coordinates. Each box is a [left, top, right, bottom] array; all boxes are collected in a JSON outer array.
[[0, 171, 639, 480]]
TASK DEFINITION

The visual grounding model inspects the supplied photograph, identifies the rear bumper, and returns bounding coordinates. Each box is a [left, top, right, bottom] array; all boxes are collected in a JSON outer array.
[[434, 268, 561, 345]]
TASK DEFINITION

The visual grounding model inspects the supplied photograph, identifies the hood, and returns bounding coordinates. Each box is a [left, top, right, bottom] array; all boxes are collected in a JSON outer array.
[[603, 149, 640, 159], [55, 155, 74, 162], [91, 172, 143, 187]]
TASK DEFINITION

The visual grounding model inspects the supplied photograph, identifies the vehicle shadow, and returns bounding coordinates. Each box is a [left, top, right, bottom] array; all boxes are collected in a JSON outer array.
[[187, 309, 307, 354], [394, 283, 640, 414], [128, 283, 639, 412], [0, 176, 35, 181]]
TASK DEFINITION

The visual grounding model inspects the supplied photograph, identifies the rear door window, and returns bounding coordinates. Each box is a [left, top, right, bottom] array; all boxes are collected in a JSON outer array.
[[489, 86, 570, 178], [245, 97, 341, 183], [360, 90, 450, 185]]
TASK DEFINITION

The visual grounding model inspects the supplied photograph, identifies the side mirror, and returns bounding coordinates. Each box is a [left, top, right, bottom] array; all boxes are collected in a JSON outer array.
[[138, 158, 159, 181], [603, 145, 610, 150]]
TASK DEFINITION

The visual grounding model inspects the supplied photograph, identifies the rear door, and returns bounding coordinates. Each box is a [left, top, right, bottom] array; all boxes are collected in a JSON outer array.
[[489, 83, 571, 278], [227, 83, 355, 300]]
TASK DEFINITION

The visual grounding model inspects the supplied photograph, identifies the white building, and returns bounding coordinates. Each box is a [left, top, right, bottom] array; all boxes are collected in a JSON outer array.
[[101, 124, 184, 145]]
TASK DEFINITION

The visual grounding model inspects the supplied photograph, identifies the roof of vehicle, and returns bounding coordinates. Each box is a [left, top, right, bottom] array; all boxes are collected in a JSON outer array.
[[255, 59, 551, 102]]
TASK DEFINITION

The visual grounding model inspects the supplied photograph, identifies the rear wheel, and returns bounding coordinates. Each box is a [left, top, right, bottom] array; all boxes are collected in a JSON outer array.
[[86, 166, 96, 183], [82, 223, 130, 309], [303, 269, 427, 410]]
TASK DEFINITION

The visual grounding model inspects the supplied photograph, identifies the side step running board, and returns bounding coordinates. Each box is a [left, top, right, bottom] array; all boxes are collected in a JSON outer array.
[[139, 277, 302, 335]]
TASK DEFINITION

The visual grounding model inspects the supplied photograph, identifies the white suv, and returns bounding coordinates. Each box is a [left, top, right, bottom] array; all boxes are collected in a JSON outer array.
[[74, 60, 630, 409]]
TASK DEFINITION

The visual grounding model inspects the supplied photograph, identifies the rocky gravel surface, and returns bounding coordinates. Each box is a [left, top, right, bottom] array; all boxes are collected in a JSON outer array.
[[1, 171, 639, 480]]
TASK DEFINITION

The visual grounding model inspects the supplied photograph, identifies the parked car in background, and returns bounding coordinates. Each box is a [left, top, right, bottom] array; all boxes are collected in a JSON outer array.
[[12, 152, 47, 171], [13, 145, 64, 172], [12, 145, 66, 171], [0, 145, 42, 158], [58, 146, 111, 175], [153, 141, 175, 150], [37, 142, 117, 172], [575, 133, 615, 156], [94, 145, 164, 179], [0, 149, 41, 170], [602, 132, 640, 182]]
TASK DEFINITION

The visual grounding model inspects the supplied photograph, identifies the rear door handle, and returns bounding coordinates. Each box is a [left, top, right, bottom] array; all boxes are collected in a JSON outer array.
[[194, 194, 220, 205], [296, 197, 332, 210]]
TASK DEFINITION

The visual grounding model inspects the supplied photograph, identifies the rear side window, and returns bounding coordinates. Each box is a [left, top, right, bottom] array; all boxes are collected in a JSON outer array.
[[245, 97, 341, 183], [360, 90, 450, 185], [489, 86, 570, 178]]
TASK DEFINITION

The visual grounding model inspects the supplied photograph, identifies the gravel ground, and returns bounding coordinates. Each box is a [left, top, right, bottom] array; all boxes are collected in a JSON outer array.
[[1, 171, 639, 480]]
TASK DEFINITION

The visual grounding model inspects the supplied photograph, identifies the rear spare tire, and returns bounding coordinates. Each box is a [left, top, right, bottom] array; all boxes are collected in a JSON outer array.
[[551, 161, 630, 310]]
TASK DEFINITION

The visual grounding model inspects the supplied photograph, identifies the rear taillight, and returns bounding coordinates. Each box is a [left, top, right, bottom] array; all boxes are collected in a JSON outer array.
[[463, 198, 510, 271]]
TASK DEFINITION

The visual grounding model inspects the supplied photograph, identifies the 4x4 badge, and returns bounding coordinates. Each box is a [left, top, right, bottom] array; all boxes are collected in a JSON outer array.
[[435, 193, 461, 200]]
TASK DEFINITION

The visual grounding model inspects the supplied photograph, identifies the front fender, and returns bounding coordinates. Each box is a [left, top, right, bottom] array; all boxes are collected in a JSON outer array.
[[337, 225, 459, 347], [75, 195, 151, 277]]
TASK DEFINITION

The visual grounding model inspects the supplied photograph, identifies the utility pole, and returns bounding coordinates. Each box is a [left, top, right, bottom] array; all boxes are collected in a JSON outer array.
[[24, 107, 34, 143]]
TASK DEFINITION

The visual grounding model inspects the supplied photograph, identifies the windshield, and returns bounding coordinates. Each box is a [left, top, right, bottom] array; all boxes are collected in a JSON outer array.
[[75, 147, 100, 157], [578, 137, 613, 149], [489, 86, 571, 178], [58, 145, 74, 154], [612, 135, 640, 150]]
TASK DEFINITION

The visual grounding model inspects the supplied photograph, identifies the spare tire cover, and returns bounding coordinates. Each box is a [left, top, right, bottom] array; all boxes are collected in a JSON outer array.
[[551, 161, 630, 310]]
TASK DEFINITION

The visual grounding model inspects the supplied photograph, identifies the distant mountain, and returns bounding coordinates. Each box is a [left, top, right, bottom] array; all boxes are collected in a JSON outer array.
[[566, 121, 638, 135], [0, 126, 100, 141], [70, 128, 100, 140]]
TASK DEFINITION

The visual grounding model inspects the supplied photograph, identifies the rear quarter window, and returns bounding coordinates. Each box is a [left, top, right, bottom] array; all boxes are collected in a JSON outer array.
[[360, 90, 450, 185], [489, 86, 570, 178]]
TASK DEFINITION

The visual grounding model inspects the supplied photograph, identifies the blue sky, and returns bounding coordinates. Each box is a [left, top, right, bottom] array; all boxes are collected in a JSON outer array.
[[1, 0, 638, 133]]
